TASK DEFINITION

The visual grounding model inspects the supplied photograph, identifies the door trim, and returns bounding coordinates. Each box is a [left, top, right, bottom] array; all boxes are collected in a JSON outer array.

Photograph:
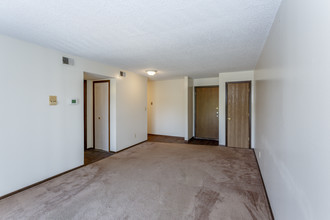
[[225, 81, 251, 148], [84, 80, 87, 150], [194, 85, 219, 140], [93, 80, 110, 152]]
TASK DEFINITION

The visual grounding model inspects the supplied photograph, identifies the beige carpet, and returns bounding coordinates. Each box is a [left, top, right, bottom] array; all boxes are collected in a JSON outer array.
[[0, 142, 272, 220]]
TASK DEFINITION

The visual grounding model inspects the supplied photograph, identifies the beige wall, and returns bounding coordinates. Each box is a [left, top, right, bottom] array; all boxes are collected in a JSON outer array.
[[116, 72, 147, 151], [255, 0, 330, 219], [148, 78, 185, 137], [193, 77, 219, 87]]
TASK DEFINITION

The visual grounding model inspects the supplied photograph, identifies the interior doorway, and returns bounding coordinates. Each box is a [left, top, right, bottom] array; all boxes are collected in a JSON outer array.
[[83, 72, 112, 165], [226, 81, 251, 148], [195, 86, 219, 140]]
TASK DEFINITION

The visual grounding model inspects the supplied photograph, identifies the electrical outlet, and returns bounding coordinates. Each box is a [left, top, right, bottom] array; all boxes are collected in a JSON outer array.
[[258, 151, 261, 158], [134, 133, 136, 138]]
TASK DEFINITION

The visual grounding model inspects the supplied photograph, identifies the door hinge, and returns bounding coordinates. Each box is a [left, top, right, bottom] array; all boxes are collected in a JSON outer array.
[[248, 137, 250, 141]]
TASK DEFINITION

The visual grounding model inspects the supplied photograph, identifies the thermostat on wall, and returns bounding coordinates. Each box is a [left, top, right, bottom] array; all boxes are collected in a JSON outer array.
[[70, 98, 79, 105]]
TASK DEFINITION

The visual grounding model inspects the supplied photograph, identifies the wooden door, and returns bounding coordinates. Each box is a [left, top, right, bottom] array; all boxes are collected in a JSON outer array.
[[226, 82, 251, 148], [93, 81, 110, 151], [195, 86, 219, 140]]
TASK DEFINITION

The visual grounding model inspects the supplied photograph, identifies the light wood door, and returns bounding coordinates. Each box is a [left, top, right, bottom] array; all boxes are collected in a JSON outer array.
[[226, 82, 251, 148], [195, 87, 219, 140], [93, 81, 110, 151]]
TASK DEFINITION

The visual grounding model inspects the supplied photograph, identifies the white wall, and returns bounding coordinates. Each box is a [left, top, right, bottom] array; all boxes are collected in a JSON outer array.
[[254, 0, 330, 219], [218, 71, 255, 147], [0, 34, 147, 197], [148, 79, 185, 137], [193, 77, 219, 87], [116, 73, 147, 151]]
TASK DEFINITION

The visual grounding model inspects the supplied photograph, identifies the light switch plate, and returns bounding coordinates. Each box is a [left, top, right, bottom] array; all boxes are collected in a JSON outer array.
[[49, 96, 57, 105]]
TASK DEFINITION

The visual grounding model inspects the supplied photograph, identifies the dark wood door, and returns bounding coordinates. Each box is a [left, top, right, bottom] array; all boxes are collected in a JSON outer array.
[[195, 86, 219, 140], [226, 82, 251, 148]]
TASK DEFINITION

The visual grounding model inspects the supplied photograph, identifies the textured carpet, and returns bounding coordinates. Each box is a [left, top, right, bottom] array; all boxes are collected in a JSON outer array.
[[0, 142, 272, 220]]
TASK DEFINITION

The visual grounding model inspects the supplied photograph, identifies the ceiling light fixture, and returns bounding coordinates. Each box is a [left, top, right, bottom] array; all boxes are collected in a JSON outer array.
[[146, 70, 157, 76]]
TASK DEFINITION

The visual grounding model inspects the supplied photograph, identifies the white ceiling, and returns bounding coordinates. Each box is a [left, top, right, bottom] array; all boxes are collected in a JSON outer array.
[[0, 0, 281, 79]]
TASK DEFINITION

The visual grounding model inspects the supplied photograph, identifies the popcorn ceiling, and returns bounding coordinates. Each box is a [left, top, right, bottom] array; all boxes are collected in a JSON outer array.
[[0, 0, 281, 79]]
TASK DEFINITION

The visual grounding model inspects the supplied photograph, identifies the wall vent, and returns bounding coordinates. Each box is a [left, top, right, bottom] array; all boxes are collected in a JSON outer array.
[[120, 71, 126, 77], [62, 57, 74, 65]]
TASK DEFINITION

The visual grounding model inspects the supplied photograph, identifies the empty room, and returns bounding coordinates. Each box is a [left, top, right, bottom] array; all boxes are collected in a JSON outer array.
[[0, 0, 329, 219]]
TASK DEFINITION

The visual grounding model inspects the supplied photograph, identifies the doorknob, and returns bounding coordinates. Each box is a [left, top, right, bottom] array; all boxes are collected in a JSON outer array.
[[98, 116, 101, 119], [227, 117, 231, 120]]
